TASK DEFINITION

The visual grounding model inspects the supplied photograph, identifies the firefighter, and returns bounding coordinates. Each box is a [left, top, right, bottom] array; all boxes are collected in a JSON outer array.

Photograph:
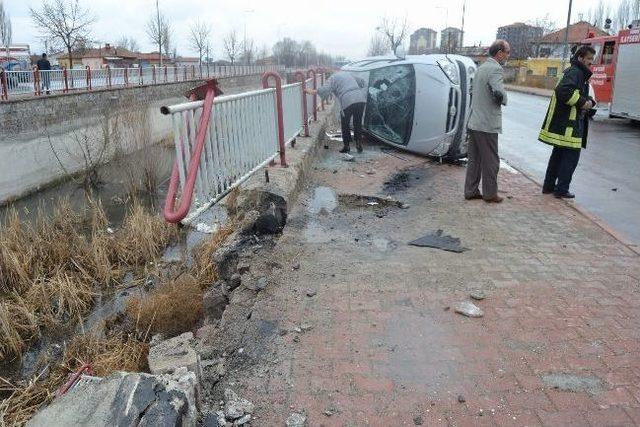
[[539, 45, 597, 199]]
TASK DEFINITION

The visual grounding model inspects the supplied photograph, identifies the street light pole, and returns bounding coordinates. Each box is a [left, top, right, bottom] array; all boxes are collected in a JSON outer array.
[[561, 0, 573, 72]]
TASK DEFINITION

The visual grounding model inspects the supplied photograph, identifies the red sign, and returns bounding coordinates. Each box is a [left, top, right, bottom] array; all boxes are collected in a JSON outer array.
[[619, 29, 640, 44]]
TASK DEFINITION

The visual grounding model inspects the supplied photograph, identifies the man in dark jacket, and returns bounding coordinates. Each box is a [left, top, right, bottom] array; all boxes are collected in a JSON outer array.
[[539, 45, 596, 198], [36, 53, 52, 94]]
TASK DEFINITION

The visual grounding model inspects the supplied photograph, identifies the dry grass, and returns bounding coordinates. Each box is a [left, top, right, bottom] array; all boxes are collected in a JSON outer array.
[[25, 272, 97, 330], [126, 274, 204, 338], [0, 333, 148, 427], [0, 199, 176, 363], [0, 296, 39, 361], [117, 204, 178, 266]]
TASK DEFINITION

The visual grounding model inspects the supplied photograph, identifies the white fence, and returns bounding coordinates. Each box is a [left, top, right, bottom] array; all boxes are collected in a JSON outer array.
[[0, 64, 284, 100], [161, 75, 324, 224]]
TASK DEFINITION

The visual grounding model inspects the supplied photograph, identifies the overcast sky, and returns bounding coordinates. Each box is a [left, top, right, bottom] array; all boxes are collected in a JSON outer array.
[[5, 0, 609, 59]]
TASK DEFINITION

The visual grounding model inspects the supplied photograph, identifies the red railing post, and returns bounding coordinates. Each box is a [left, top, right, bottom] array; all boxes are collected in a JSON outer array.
[[85, 66, 92, 90], [163, 79, 222, 223], [152, 65, 156, 84], [318, 67, 326, 111], [33, 67, 41, 96], [63, 67, 69, 92], [294, 70, 309, 137], [124, 67, 129, 86], [307, 69, 317, 122], [262, 71, 288, 167], [0, 69, 8, 100], [106, 65, 112, 88]]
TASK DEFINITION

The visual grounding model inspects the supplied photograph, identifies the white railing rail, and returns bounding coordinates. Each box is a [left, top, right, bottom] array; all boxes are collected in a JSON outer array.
[[0, 64, 284, 100]]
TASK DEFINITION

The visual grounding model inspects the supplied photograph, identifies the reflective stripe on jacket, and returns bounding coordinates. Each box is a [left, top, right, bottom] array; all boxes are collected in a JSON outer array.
[[538, 60, 592, 150]]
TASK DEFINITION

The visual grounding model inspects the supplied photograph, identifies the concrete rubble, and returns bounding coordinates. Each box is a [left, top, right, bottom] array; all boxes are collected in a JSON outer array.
[[453, 301, 484, 318], [27, 372, 194, 427]]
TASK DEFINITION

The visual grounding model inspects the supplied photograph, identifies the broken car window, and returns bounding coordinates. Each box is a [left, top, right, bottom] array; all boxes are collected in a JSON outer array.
[[364, 64, 415, 146]]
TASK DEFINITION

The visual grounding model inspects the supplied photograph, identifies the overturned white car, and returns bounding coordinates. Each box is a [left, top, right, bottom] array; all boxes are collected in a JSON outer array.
[[342, 54, 477, 159]]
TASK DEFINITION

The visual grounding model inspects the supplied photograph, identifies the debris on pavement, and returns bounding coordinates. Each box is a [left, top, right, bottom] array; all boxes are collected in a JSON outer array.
[[413, 415, 424, 425], [195, 222, 219, 234], [292, 261, 301, 270], [223, 389, 254, 421], [458, 394, 466, 403], [306, 289, 317, 297], [453, 301, 484, 318], [286, 412, 307, 427], [342, 153, 355, 162], [325, 131, 343, 142], [470, 290, 486, 301], [409, 229, 469, 253]]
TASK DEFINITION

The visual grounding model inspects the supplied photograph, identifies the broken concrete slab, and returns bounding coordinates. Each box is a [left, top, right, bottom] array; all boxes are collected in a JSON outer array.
[[453, 301, 484, 318], [203, 286, 229, 321], [27, 372, 193, 427], [470, 290, 486, 301], [223, 389, 254, 420], [213, 246, 240, 283], [149, 332, 202, 380], [409, 229, 469, 253]]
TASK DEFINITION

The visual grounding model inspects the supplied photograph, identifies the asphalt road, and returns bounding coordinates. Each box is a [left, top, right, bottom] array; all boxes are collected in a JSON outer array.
[[501, 91, 640, 246]]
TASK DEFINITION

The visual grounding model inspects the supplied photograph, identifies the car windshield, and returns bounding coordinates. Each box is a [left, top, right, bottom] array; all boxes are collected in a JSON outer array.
[[364, 64, 415, 145]]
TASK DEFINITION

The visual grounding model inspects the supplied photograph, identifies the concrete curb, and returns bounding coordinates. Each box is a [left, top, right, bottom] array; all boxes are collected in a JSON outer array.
[[506, 85, 553, 98], [501, 158, 640, 257]]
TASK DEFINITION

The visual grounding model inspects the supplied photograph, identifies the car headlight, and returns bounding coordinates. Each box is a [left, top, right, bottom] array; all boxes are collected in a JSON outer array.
[[437, 59, 460, 85]]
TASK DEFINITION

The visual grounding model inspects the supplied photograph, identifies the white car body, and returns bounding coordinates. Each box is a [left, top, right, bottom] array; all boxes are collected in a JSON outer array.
[[342, 54, 477, 159]]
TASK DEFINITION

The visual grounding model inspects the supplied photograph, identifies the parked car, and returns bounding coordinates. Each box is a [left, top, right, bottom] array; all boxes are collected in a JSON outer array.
[[342, 54, 477, 159]]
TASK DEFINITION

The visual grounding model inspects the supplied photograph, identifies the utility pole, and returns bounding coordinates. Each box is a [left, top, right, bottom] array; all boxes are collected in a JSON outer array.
[[461, 0, 466, 49], [156, 0, 162, 66], [561, 0, 573, 72]]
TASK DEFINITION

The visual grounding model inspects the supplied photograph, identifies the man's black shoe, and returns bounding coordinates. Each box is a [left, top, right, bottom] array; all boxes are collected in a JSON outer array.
[[339, 147, 351, 153], [542, 188, 554, 194], [554, 192, 575, 199]]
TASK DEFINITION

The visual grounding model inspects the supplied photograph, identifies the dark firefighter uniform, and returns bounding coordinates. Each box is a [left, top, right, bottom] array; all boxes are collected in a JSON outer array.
[[539, 58, 594, 196]]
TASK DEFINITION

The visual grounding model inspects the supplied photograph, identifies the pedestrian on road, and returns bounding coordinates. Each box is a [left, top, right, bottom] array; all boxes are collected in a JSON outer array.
[[464, 40, 510, 203], [539, 45, 596, 199], [37, 53, 52, 95], [305, 71, 367, 153]]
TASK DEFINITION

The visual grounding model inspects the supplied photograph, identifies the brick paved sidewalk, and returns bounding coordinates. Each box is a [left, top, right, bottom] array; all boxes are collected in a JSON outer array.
[[228, 148, 640, 427]]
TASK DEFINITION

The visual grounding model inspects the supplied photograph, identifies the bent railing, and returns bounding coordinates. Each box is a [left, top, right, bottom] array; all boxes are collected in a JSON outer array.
[[161, 69, 327, 224]]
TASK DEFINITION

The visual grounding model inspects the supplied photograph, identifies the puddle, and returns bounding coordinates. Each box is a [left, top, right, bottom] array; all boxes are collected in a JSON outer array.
[[541, 372, 603, 395], [304, 221, 335, 243], [308, 186, 338, 215], [338, 194, 404, 209]]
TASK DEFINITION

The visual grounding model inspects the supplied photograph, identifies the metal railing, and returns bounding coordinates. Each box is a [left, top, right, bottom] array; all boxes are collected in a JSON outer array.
[[161, 69, 328, 224], [0, 64, 284, 100]]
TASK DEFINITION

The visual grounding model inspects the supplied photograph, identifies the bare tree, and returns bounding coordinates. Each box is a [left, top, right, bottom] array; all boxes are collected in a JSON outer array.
[[189, 20, 211, 64], [633, 0, 640, 20], [273, 37, 299, 67], [378, 16, 408, 55], [0, 1, 11, 61], [116, 36, 140, 52], [367, 33, 388, 56], [146, 0, 170, 65], [527, 14, 558, 36], [30, 0, 95, 68], [223, 29, 240, 64], [257, 44, 270, 61], [615, 0, 633, 29], [241, 38, 256, 65]]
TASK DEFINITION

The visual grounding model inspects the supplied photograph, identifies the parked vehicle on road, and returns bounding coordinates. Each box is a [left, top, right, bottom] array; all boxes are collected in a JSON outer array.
[[342, 54, 477, 159], [582, 28, 640, 121]]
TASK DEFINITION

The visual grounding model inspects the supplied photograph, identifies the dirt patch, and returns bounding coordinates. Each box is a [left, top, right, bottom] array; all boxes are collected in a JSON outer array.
[[337, 193, 405, 209], [382, 166, 432, 194]]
